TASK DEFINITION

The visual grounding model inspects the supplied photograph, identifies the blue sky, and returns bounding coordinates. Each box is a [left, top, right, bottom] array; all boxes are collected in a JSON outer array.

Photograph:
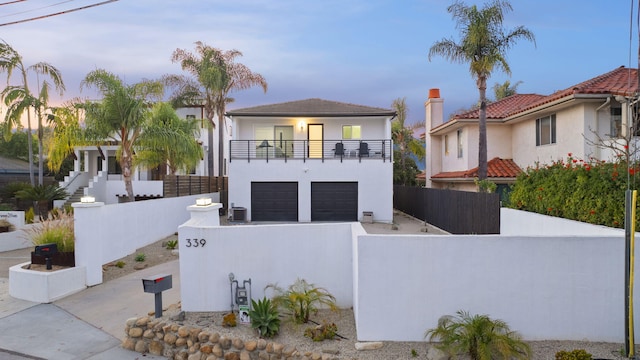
[[0, 0, 638, 124]]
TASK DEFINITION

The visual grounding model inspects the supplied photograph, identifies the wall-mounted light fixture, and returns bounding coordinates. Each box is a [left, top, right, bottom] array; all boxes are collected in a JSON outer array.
[[196, 197, 212, 206], [298, 120, 305, 131], [80, 196, 95, 203]]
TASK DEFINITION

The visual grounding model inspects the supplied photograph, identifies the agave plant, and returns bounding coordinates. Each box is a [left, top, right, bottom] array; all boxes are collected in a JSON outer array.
[[425, 310, 531, 360], [266, 278, 337, 324], [248, 297, 280, 338]]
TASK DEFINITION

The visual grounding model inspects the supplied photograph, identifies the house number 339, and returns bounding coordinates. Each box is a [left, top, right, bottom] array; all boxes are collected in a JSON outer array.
[[185, 238, 206, 248]]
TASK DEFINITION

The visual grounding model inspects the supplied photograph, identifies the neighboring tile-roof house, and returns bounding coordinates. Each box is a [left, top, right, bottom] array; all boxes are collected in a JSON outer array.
[[431, 158, 522, 180], [226, 98, 396, 117]]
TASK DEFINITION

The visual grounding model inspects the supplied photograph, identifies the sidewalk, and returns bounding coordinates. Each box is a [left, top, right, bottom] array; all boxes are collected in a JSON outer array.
[[0, 254, 179, 359]]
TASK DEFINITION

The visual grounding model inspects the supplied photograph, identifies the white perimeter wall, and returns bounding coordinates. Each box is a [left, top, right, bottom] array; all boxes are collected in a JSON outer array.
[[73, 193, 219, 286], [501, 207, 624, 236], [179, 207, 639, 343], [178, 220, 354, 312], [229, 160, 393, 223]]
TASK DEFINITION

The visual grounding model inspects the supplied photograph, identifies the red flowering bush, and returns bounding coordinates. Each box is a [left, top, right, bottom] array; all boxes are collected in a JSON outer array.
[[508, 155, 639, 228]]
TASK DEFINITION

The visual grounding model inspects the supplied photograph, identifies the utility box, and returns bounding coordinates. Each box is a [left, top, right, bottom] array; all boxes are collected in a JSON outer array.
[[142, 274, 173, 294], [362, 211, 373, 224]]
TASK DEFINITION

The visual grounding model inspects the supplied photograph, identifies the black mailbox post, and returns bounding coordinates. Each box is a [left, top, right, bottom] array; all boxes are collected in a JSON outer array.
[[34, 243, 58, 270], [142, 274, 172, 318]]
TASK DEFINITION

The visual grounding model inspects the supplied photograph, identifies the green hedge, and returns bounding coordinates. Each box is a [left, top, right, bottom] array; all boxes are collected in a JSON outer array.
[[507, 154, 640, 228]]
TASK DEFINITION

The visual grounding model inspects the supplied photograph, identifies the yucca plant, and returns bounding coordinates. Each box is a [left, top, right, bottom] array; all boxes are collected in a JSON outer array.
[[425, 310, 531, 360], [249, 297, 280, 338], [266, 278, 338, 324]]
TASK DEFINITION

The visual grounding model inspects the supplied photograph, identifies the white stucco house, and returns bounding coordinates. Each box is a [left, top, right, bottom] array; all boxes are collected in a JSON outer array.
[[58, 105, 226, 205], [423, 66, 639, 192], [226, 98, 396, 223]]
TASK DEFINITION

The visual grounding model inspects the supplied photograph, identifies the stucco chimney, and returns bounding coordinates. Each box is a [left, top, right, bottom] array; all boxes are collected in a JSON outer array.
[[425, 88, 444, 129], [424, 89, 444, 188]]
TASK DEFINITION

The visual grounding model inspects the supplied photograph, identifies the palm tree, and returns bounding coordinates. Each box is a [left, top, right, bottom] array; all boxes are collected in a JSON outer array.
[[391, 98, 425, 186], [135, 102, 203, 175], [167, 41, 268, 179], [0, 39, 65, 186], [15, 184, 68, 220], [425, 310, 531, 360], [493, 80, 522, 101], [80, 69, 164, 202], [428, 0, 534, 180], [47, 101, 85, 173]]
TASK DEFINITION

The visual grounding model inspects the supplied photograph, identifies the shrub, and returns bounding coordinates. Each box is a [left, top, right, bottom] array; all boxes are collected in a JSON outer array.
[[0, 219, 15, 232], [165, 239, 178, 250], [25, 207, 34, 224], [115, 261, 126, 268], [0, 203, 14, 211], [304, 322, 337, 341], [266, 278, 338, 324], [26, 211, 74, 252], [134, 253, 146, 262], [508, 155, 638, 228], [15, 184, 68, 220], [555, 349, 593, 360], [425, 310, 531, 360], [222, 312, 237, 327], [249, 297, 280, 338]]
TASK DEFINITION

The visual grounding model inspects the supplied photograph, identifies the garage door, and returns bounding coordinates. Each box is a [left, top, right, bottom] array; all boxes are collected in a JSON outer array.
[[251, 182, 298, 221], [311, 182, 358, 221]]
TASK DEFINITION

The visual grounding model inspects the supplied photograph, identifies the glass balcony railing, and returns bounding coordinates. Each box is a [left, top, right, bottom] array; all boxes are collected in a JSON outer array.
[[230, 139, 392, 163]]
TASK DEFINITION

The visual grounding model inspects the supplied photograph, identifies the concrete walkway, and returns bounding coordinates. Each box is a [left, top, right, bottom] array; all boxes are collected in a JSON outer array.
[[0, 212, 442, 359], [0, 254, 179, 359]]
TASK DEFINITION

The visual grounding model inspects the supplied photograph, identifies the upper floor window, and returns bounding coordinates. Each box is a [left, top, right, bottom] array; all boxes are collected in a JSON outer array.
[[457, 129, 463, 158], [536, 114, 556, 146], [444, 134, 449, 155], [610, 107, 622, 137], [342, 125, 361, 139], [108, 156, 122, 174]]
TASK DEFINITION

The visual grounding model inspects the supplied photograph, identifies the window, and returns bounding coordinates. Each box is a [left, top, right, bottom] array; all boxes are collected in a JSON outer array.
[[108, 156, 122, 174], [610, 107, 622, 137], [444, 135, 449, 155], [536, 114, 556, 146], [342, 125, 361, 139], [457, 129, 463, 158]]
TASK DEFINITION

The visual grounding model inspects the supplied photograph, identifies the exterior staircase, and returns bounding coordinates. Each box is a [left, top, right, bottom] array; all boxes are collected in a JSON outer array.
[[63, 187, 86, 209]]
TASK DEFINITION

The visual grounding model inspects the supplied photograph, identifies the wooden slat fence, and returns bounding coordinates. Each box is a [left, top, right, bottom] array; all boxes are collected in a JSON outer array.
[[394, 185, 500, 234]]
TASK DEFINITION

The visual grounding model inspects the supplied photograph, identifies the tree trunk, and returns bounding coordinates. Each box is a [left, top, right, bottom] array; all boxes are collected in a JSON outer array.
[[37, 125, 44, 186], [122, 151, 135, 202], [207, 125, 214, 177], [218, 108, 225, 179], [477, 77, 488, 180], [26, 110, 35, 186]]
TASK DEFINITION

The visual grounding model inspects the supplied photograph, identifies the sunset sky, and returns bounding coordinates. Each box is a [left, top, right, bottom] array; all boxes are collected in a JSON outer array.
[[0, 0, 637, 124]]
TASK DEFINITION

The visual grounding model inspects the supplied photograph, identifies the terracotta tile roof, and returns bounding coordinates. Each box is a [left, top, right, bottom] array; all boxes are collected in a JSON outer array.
[[226, 98, 396, 117], [433, 67, 639, 131], [509, 66, 639, 117], [431, 157, 522, 180], [455, 94, 546, 119]]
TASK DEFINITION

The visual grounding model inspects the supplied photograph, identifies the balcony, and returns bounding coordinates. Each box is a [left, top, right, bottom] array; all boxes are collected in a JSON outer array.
[[230, 139, 392, 163]]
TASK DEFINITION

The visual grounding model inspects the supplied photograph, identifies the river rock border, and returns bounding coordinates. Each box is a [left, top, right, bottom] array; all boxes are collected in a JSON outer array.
[[123, 315, 339, 360]]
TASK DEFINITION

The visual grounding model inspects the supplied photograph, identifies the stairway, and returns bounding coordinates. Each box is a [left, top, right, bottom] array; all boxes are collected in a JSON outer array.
[[63, 187, 86, 208]]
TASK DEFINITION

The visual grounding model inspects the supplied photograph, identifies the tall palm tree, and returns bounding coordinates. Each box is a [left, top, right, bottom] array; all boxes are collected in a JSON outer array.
[[167, 41, 267, 179], [428, 0, 534, 180], [135, 102, 203, 175], [0, 39, 65, 185], [80, 69, 164, 202], [391, 97, 425, 185]]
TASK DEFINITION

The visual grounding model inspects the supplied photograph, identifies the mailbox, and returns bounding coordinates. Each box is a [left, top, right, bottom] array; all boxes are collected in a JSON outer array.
[[35, 243, 58, 257], [142, 274, 172, 293], [35, 243, 58, 270]]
